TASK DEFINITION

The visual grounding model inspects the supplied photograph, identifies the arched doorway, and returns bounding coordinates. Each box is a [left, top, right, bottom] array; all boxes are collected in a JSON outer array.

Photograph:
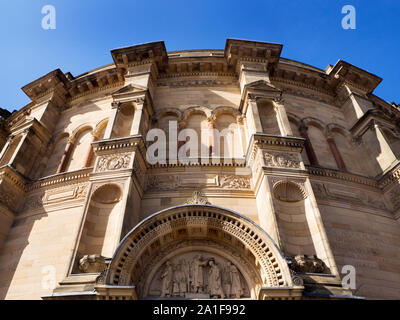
[[96, 204, 301, 300]]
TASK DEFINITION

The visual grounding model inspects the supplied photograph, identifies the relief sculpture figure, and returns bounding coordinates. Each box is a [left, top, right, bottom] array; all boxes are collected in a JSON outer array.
[[160, 261, 173, 297]]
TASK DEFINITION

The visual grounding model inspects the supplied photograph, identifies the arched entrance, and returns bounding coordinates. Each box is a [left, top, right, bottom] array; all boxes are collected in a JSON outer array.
[[96, 204, 302, 300]]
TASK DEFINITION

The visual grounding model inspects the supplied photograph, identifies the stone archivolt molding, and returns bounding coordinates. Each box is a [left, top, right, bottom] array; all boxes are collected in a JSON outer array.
[[103, 205, 293, 299]]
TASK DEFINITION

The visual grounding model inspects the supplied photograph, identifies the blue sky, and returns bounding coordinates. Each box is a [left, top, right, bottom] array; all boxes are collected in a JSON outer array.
[[0, 1, 399, 112]]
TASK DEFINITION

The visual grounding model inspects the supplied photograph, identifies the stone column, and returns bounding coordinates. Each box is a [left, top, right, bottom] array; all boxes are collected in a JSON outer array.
[[255, 174, 281, 246], [272, 99, 293, 137], [237, 116, 247, 158], [299, 123, 319, 165], [103, 102, 120, 139], [326, 135, 347, 171], [56, 138, 75, 174], [0, 137, 11, 162], [84, 134, 98, 168], [9, 130, 29, 166], [207, 118, 216, 156], [246, 99, 263, 135], [177, 120, 186, 150], [130, 101, 144, 136]]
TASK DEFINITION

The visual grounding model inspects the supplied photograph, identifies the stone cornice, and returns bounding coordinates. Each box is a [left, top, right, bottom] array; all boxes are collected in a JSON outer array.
[[245, 134, 306, 164], [378, 161, 400, 190], [111, 85, 154, 116], [328, 60, 382, 95], [92, 135, 147, 155], [306, 165, 378, 188], [239, 80, 283, 113], [22, 69, 69, 104], [0, 165, 28, 192], [29, 167, 93, 191], [224, 39, 283, 74], [148, 157, 247, 169], [111, 41, 168, 73], [9, 118, 52, 145]]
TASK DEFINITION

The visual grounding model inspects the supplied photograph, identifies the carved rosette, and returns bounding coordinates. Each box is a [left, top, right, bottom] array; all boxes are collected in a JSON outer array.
[[97, 153, 132, 172]]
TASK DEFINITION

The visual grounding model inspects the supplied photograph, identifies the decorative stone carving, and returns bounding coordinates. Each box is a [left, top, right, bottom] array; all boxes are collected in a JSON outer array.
[[218, 175, 251, 189], [312, 182, 387, 210], [160, 260, 174, 298], [97, 153, 131, 172], [290, 255, 326, 274], [91, 184, 121, 204], [146, 175, 180, 191], [79, 255, 107, 273], [146, 174, 251, 191], [185, 191, 210, 205], [264, 151, 300, 169], [273, 180, 307, 202], [289, 269, 304, 287], [22, 192, 45, 211], [208, 258, 225, 299], [388, 187, 400, 210], [150, 252, 248, 299]]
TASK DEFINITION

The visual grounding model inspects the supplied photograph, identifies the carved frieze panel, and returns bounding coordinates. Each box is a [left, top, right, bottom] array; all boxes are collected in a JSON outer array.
[[0, 184, 20, 212], [97, 153, 132, 172], [218, 175, 251, 189], [148, 251, 250, 299], [21, 184, 88, 212], [145, 174, 251, 191], [263, 151, 301, 169], [388, 186, 400, 210], [312, 182, 387, 210]]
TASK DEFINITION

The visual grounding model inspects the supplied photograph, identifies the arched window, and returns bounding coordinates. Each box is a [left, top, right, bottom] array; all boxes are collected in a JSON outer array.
[[66, 128, 93, 172], [112, 104, 134, 138], [42, 134, 69, 177], [307, 124, 338, 169]]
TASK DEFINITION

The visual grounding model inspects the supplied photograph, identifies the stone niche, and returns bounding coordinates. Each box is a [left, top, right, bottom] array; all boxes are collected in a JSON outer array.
[[146, 251, 250, 299]]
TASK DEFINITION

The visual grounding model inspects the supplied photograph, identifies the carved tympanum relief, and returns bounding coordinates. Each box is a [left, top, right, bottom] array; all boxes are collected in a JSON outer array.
[[148, 252, 249, 299]]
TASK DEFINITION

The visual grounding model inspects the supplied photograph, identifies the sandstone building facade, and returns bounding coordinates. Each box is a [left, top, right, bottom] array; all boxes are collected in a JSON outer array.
[[0, 39, 399, 300]]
